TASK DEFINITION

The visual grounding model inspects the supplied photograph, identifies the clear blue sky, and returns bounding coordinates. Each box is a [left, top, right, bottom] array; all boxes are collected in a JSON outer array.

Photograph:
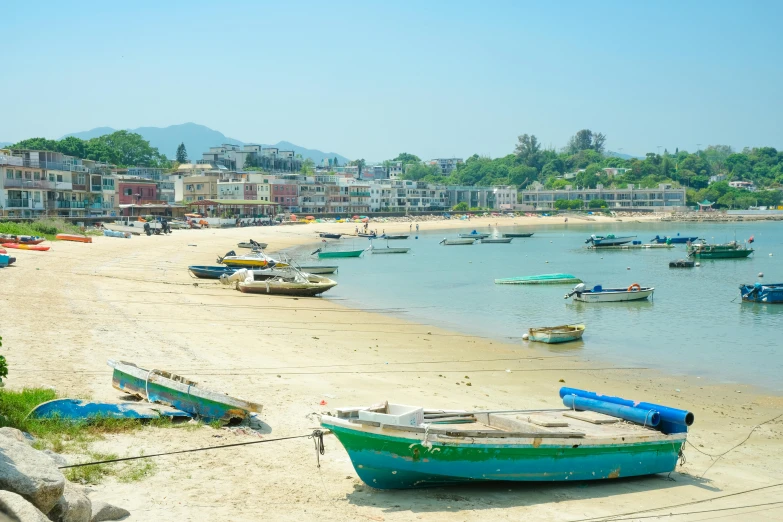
[[2, 0, 781, 160]]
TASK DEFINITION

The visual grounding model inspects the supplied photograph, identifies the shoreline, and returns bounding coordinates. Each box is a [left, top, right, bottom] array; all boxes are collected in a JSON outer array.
[[2, 216, 782, 521]]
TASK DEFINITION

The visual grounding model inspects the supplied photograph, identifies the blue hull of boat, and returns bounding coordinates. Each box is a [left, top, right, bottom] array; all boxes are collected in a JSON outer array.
[[188, 265, 238, 279], [651, 236, 699, 244], [28, 399, 191, 420], [740, 283, 783, 304]]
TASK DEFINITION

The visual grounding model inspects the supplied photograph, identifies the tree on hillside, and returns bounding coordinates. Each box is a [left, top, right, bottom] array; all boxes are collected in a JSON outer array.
[[349, 159, 366, 177], [333, 156, 339, 167], [10, 137, 60, 151], [301, 158, 315, 175], [393, 153, 421, 164], [58, 136, 86, 158], [176, 142, 188, 163], [514, 134, 542, 168], [87, 131, 166, 167], [566, 129, 606, 154]]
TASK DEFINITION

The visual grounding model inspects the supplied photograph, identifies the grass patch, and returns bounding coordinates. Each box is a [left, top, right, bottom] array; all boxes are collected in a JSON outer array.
[[65, 451, 118, 484], [0, 218, 84, 240]]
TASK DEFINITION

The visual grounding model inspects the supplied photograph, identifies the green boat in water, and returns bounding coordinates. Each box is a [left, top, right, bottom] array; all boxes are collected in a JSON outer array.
[[312, 247, 366, 259], [495, 273, 582, 285], [687, 241, 753, 259]]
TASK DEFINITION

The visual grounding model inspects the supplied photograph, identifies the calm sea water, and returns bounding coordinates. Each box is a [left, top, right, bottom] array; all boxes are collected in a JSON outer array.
[[300, 221, 783, 392]]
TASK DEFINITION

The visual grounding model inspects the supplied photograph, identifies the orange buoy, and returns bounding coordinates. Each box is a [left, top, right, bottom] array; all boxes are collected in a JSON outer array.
[[628, 283, 641, 292]]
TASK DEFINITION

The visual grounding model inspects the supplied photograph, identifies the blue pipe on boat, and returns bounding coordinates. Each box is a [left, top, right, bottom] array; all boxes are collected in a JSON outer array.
[[562, 395, 660, 427], [559, 387, 694, 427]]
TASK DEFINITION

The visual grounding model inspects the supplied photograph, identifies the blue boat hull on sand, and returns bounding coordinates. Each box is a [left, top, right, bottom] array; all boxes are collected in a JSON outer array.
[[189, 265, 237, 279], [28, 399, 191, 420]]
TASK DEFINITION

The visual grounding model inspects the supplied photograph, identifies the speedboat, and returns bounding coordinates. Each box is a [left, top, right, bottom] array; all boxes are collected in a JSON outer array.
[[565, 283, 654, 302], [585, 234, 636, 247]]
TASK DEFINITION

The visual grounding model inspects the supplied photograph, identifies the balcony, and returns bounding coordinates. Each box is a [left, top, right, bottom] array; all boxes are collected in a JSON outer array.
[[3, 178, 54, 189], [350, 191, 371, 197], [57, 200, 87, 209], [6, 198, 30, 208], [91, 185, 103, 192]]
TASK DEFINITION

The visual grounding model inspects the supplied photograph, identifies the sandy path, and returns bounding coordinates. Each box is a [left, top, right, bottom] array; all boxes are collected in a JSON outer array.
[[1, 215, 782, 521]]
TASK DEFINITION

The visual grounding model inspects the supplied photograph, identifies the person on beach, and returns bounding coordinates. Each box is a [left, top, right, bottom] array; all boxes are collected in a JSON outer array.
[[416, 223, 419, 232], [409, 224, 412, 231]]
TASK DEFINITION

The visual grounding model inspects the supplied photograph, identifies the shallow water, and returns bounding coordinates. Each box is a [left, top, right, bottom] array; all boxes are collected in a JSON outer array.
[[306, 221, 783, 392]]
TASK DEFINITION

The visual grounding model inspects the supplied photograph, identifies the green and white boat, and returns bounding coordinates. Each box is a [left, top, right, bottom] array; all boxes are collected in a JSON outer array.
[[495, 273, 582, 285], [312, 247, 366, 259], [687, 241, 753, 259]]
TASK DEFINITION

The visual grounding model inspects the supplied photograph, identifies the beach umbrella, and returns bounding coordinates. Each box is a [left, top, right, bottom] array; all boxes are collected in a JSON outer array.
[[306, 215, 315, 220], [361, 218, 369, 222], [352, 215, 360, 219], [290, 214, 298, 221]]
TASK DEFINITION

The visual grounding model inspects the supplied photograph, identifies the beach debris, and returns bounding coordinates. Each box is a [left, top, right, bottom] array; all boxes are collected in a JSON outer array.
[[320, 400, 328, 406], [759, 272, 764, 277], [466, 383, 472, 387], [559, 379, 565, 383]]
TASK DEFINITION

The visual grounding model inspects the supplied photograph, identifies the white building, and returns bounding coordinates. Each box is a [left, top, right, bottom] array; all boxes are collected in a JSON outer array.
[[519, 183, 687, 211]]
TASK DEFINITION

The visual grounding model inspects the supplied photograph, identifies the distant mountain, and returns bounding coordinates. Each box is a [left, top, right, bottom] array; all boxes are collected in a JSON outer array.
[[606, 150, 643, 160], [62, 123, 350, 165], [0, 142, 11, 148]]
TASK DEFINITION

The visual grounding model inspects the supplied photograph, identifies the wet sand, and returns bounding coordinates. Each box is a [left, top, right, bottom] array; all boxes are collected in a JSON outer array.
[[2, 215, 782, 521]]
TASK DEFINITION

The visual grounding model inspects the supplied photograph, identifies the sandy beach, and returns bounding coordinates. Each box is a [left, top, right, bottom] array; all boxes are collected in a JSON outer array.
[[2, 214, 782, 521]]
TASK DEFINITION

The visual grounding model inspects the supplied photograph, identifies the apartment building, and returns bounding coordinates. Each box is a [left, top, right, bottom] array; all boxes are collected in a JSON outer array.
[[492, 186, 518, 210], [1, 149, 115, 217], [429, 158, 463, 175], [270, 181, 299, 211], [218, 181, 257, 200], [118, 180, 160, 206], [520, 183, 687, 211], [182, 176, 219, 203], [200, 144, 300, 172], [299, 181, 328, 213]]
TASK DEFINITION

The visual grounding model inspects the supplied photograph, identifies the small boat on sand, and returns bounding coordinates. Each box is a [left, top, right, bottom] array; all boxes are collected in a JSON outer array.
[[528, 324, 585, 344], [585, 234, 636, 247], [566, 283, 654, 302], [56, 233, 92, 243], [221, 268, 337, 296], [440, 238, 476, 246], [739, 282, 783, 304], [0, 254, 16, 267], [218, 250, 287, 268], [2, 243, 50, 251], [103, 230, 131, 239], [495, 273, 581, 285], [480, 237, 512, 244], [669, 259, 695, 268], [28, 398, 192, 421], [319, 233, 342, 239], [0, 234, 46, 245], [503, 233, 534, 238], [320, 387, 693, 489], [107, 359, 263, 423], [238, 240, 268, 249]]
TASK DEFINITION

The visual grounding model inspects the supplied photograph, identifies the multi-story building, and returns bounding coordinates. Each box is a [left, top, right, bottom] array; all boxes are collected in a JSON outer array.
[[429, 158, 463, 176], [348, 182, 371, 214], [183, 175, 219, 203], [199, 144, 301, 173], [118, 180, 159, 206], [519, 183, 687, 211], [218, 181, 257, 200], [445, 185, 497, 209], [298, 181, 328, 213], [492, 186, 518, 210], [1, 149, 115, 217], [270, 181, 299, 212]]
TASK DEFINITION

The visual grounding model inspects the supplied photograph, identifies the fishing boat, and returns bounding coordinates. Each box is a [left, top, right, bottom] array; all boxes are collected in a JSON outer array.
[[56, 233, 92, 243], [503, 232, 534, 238], [28, 399, 192, 421], [459, 231, 490, 239], [221, 268, 337, 297], [107, 359, 263, 424], [480, 237, 512, 244], [528, 324, 585, 344], [739, 282, 783, 304], [320, 388, 693, 489], [439, 238, 476, 246], [318, 233, 342, 239], [687, 241, 753, 259], [584, 234, 636, 247], [566, 283, 654, 302], [217, 250, 287, 268], [298, 265, 338, 274], [669, 259, 695, 268], [495, 273, 582, 285], [651, 234, 699, 244], [370, 245, 411, 254], [1, 243, 50, 252], [358, 233, 377, 238], [382, 234, 409, 240], [314, 248, 365, 258], [238, 240, 268, 249]]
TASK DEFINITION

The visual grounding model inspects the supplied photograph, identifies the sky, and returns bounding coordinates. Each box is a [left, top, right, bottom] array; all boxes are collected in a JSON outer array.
[[2, 0, 782, 161]]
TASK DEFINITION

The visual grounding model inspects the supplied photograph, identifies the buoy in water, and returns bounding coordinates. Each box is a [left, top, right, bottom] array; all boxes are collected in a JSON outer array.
[[759, 272, 764, 278], [695, 262, 701, 266], [522, 333, 529, 340], [627, 266, 631, 270]]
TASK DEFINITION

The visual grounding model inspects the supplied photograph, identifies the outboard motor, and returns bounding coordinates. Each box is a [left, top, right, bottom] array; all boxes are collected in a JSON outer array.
[[565, 283, 586, 299], [143, 222, 151, 236]]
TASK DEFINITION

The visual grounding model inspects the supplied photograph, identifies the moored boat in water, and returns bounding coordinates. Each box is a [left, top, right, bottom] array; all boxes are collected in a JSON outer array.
[[440, 238, 476, 245], [320, 388, 693, 489], [480, 237, 512, 244], [458, 231, 490, 239], [669, 259, 695, 268], [312, 246, 366, 258], [297, 265, 338, 274], [503, 232, 534, 238], [651, 234, 699, 244], [687, 241, 753, 259], [566, 283, 654, 302], [739, 282, 783, 304], [319, 233, 342, 239], [528, 324, 585, 344], [585, 234, 636, 247], [495, 273, 582, 285], [382, 234, 409, 240]]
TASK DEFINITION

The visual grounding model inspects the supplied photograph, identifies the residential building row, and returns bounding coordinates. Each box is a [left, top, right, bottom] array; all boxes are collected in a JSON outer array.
[[520, 182, 687, 211]]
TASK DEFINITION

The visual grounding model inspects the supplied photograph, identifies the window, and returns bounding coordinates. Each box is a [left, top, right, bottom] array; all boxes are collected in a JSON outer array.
[[25, 172, 32, 180], [6, 170, 11, 179], [124, 188, 133, 196], [57, 175, 63, 182], [34, 172, 41, 180], [197, 196, 204, 201], [186, 185, 194, 190], [49, 174, 55, 182], [196, 184, 203, 190]]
